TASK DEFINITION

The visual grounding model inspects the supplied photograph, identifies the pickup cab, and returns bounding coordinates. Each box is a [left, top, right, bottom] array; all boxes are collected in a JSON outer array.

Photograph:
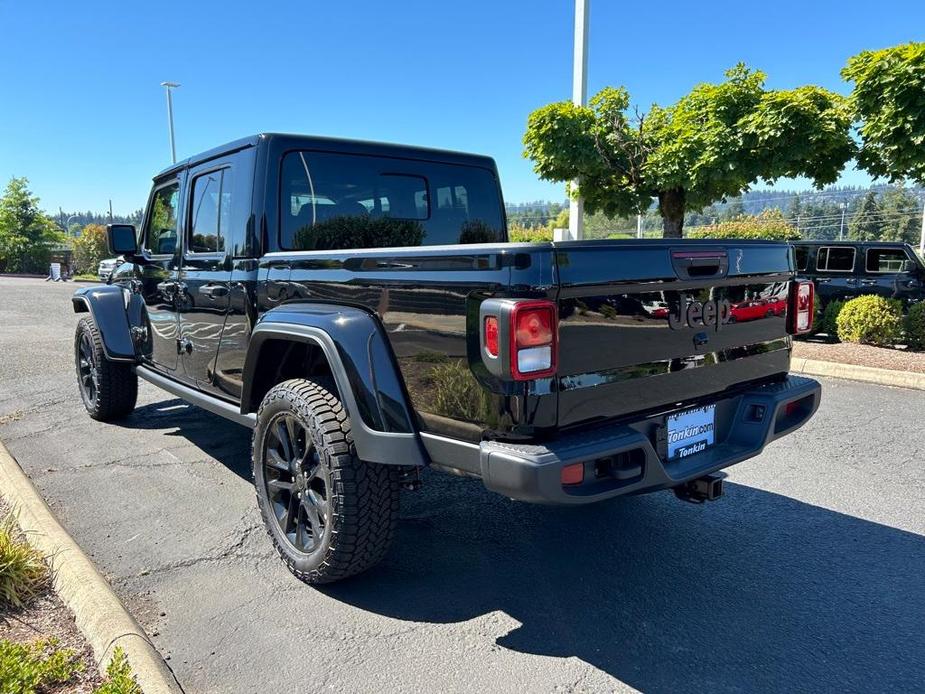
[[72, 133, 820, 584], [793, 240, 925, 306]]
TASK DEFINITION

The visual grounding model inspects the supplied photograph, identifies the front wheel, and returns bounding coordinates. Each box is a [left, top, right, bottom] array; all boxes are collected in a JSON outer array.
[[252, 378, 400, 584], [74, 317, 137, 421]]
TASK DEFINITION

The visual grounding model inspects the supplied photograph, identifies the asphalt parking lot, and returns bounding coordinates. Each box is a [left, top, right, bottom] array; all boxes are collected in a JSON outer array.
[[0, 276, 923, 693]]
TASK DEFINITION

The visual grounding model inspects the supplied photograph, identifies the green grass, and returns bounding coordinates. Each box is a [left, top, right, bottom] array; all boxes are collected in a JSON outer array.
[[0, 512, 50, 609], [72, 273, 101, 281]]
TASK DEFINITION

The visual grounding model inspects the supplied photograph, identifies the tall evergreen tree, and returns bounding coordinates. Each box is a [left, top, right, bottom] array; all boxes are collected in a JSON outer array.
[[848, 191, 882, 241], [878, 186, 920, 244]]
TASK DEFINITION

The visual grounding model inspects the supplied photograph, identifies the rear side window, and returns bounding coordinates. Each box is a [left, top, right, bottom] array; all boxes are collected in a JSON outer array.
[[816, 246, 855, 272], [188, 168, 232, 254], [143, 182, 180, 255], [279, 151, 504, 250], [866, 248, 909, 273]]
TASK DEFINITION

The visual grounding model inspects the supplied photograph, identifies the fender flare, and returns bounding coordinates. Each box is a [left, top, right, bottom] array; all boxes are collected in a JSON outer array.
[[71, 285, 139, 362], [241, 303, 427, 467]]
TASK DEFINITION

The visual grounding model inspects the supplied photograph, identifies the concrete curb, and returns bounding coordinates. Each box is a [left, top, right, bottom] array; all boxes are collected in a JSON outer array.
[[792, 358, 925, 391], [0, 440, 184, 694]]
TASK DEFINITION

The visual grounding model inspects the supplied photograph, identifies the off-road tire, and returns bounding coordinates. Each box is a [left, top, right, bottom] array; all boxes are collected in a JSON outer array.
[[252, 378, 401, 584], [74, 316, 138, 421]]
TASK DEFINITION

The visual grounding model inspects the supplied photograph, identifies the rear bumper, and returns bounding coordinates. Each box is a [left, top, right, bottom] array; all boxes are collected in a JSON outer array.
[[477, 375, 820, 505]]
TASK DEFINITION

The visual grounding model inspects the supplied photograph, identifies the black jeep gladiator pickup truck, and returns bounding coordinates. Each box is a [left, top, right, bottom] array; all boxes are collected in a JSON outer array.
[[73, 133, 820, 583]]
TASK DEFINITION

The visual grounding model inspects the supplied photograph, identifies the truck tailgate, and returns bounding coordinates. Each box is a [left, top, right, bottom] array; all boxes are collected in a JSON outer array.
[[554, 240, 794, 428]]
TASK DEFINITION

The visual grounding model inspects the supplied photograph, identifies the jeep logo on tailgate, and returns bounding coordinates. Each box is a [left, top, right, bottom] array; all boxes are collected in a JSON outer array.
[[668, 296, 731, 331]]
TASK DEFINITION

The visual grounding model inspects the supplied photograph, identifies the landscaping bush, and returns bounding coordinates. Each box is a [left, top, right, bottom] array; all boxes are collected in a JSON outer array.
[[686, 209, 800, 241], [508, 224, 553, 243], [904, 302, 925, 350], [835, 295, 903, 346], [0, 512, 50, 609], [0, 638, 82, 694], [426, 361, 494, 424], [817, 300, 845, 339]]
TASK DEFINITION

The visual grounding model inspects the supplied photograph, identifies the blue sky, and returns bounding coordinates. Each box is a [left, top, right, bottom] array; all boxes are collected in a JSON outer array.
[[0, 0, 922, 216]]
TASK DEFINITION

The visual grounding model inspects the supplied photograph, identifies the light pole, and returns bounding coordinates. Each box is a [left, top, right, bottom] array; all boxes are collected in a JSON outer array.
[[65, 215, 79, 237], [568, 0, 589, 241], [160, 81, 180, 164]]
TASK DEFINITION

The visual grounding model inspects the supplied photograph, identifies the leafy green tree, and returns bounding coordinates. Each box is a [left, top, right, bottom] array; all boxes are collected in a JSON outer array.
[[848, 191, 882, 241], [72, 223, 109, 273], [523, 65, 855, 237], [878, 186, 920, 243], [843, 42, 925, 184], [0, 177, 65, 273]]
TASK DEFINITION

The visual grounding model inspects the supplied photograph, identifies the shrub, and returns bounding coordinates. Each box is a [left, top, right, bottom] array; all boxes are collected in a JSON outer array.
[[817, 300, 845, 339], [508, 224, 553, 243], [0, 638, 82, 693], [72, 224, 109, 274], [95, 647, 142, 694], [0, 512, 50, 609], [686, 209, 799, 241], [904, 302, 925, 350], [836, 295, 903, 346]]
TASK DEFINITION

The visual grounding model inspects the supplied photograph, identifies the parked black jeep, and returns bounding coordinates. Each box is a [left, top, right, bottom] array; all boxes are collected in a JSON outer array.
[[792, 241, 925, 306], [73, 133, 821, 583]]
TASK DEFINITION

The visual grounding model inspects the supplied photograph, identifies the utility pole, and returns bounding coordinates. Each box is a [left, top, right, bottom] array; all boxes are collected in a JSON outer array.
[[636, 213, 642, 239], [160, 81, 180, 164], [109, 199, 113, 223], [567, 0, 589, 242], [919, 196, 925, 258], [839, 202, 846, 241]]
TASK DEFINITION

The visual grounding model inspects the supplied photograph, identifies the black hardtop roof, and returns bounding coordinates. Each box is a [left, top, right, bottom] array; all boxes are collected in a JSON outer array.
[[792, 240, 915, 246], [153, 133, 497, 180]]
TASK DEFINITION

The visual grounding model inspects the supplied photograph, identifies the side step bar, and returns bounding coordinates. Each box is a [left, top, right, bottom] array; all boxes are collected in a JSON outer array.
[[134, 366, 256, 429]]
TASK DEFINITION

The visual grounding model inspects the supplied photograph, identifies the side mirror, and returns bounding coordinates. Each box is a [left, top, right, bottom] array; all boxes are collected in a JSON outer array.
[[107, 224, 137, 257], [902, 259, 917, 274]]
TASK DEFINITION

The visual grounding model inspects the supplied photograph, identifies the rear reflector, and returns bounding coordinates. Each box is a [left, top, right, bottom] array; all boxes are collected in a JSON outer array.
[[484, 316, 499, 357], [561, 462, 584, 485]]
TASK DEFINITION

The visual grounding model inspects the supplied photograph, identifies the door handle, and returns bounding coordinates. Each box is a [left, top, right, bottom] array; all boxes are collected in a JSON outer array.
[[199, 284, 229, 299], [817, 278, 831, 284], [861, 279, 877, 286], [845, 278, 857, 284]]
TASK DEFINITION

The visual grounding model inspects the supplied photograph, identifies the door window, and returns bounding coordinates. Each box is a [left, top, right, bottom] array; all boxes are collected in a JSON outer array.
[[816, 246, 855, 272], [143, 182, 180, 255], [794, 246, 809, 272], [865, 248, 909, 273], [188, 169, 232, 254]]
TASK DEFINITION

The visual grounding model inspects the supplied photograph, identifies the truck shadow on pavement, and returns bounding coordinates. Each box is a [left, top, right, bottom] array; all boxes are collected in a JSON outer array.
[[119, 400, 254, 480], [324, 471, 924, 693]]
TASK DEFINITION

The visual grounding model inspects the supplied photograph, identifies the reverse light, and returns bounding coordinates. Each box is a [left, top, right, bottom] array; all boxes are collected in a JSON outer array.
[[788, 281, 814, 335]]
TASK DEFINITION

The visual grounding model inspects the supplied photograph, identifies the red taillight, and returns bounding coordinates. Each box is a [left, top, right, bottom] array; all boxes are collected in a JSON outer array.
[[788, 281, 814, 335], [510, 301, 557, 380], [484, 316, 499, 358]]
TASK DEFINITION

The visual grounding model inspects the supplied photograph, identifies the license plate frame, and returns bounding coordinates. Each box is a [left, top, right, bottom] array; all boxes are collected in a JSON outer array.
[[666, 405, 716, 460]]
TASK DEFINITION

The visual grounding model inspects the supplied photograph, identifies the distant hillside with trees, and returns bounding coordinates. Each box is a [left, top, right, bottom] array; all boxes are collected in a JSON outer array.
[[506, 183, 924, 243]]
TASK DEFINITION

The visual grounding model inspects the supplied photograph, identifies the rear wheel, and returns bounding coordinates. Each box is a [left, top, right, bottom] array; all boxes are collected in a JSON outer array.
[[252, 378, 400, 584], [74, 317, 137, 421]]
